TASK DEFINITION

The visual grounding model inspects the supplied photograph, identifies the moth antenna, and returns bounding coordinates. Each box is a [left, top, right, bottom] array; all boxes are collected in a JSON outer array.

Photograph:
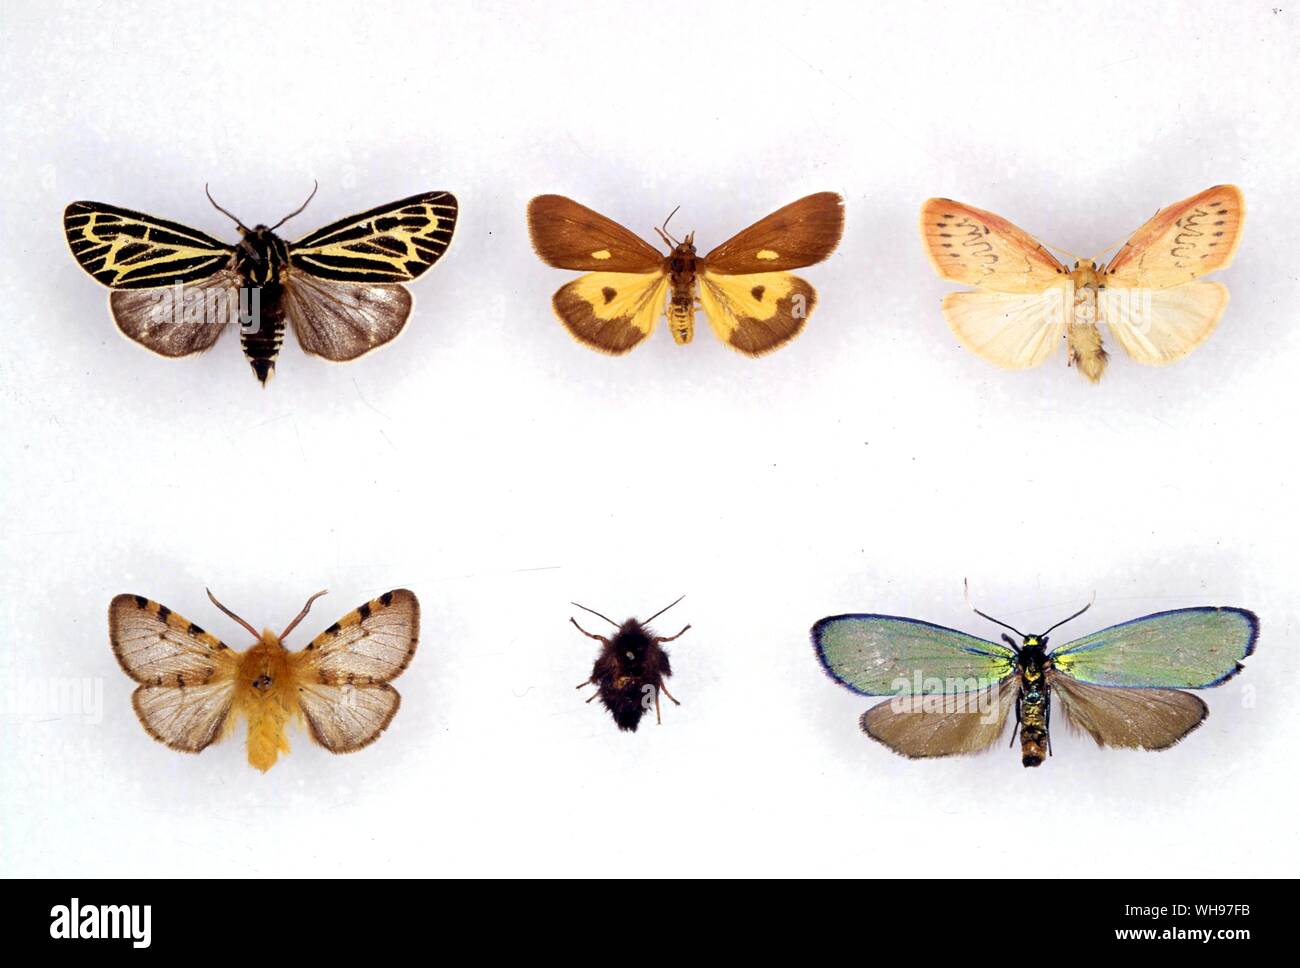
[[1086, 232, 1134, 267], [657, 205, 682, 246], [206, 587, 259, 640], [269, 180, 319, 231], [570, 601, 620, 629], [1041, 591, 1096, 638], [642, 594, 686, 626], [204, 185, 250, 231], [280, 589, 328, 640], [1037, 237, 1090, 265], [964, 578, 1026, 638]]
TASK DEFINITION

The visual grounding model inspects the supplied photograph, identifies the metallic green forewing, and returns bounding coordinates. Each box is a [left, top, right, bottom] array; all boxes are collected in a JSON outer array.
[[1051, 607, 1257, 688], [812, 615, 1016, 696]]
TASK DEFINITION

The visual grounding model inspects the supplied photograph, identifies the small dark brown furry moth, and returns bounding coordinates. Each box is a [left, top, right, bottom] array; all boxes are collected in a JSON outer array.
[[571, 596, 690, 731], [64, 185, 457, 384]]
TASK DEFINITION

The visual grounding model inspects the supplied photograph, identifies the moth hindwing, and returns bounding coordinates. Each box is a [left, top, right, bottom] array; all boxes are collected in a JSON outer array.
[[64, 189, 458, 383]]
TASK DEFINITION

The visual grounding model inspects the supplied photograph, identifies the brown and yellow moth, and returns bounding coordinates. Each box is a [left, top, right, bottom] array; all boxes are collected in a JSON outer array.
[[109, 588, 419, 771], [527, 193, 844, 355], [920, 185, 1245, 382], [64, 187, 457, 383]]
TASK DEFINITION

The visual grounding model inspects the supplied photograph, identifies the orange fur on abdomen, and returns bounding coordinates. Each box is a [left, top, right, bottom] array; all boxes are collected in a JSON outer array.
[[236, 632, 297, 772]]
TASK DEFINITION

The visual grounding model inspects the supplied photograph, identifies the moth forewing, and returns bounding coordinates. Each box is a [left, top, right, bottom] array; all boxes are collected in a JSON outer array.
[[1102, 184, 1245, 288], [64, 202, 234, 288], [288, 191, 459, 283], [527, 195, 665, 271], [701, 192, 845, 274]]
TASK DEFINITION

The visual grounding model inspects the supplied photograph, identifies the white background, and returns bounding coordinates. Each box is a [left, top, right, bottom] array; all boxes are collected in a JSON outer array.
[[1, 0, 1296, 878]]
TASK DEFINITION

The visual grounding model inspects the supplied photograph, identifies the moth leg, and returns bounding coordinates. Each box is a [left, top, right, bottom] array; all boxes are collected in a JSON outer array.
[[570, 617, 609, 644], [585, 691, 600, 704], [655, 687, 662, 725], [1009, 693, 1022, 747], [655, 624, 691, 644], [658, 682, 681, 706], [574, 678, 595, 690]]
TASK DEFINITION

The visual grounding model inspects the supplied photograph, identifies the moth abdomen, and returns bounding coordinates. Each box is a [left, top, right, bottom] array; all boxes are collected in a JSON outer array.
[[597, 679, 652, 731], [239, 286, 287, 384], [667, 294, 695, 344]]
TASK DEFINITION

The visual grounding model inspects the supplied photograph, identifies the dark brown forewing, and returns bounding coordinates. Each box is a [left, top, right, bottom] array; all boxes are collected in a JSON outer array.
[[703, 193, 844, 274], [527, 195, 665, 272], [1049, 671, 1207, 751], [282, 273, 412, 361], [108, 269, 240, 357], [859, 675, 1017, 758]]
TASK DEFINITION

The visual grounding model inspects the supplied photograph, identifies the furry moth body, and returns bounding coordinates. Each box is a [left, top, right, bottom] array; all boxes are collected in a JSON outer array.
[[570, 597, 690, 731]]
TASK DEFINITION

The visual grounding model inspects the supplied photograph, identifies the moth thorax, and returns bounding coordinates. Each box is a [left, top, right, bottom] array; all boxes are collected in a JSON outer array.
[[1072, 283, 1098, 324], [240, 632, 289, 696], [614, 624, 654, 666], [236, 228, 289, 285]]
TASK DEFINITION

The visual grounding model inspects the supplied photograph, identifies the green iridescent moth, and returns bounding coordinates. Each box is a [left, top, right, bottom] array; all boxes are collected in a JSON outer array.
[[812, 594, 1257, 767], [63, 186, 458, 384]]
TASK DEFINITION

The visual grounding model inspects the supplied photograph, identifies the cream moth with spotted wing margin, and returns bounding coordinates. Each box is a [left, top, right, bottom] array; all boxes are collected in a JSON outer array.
[[108, 588, 419, 771], [527, 193, 844, 355], [920, 186, 1244, 382]]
